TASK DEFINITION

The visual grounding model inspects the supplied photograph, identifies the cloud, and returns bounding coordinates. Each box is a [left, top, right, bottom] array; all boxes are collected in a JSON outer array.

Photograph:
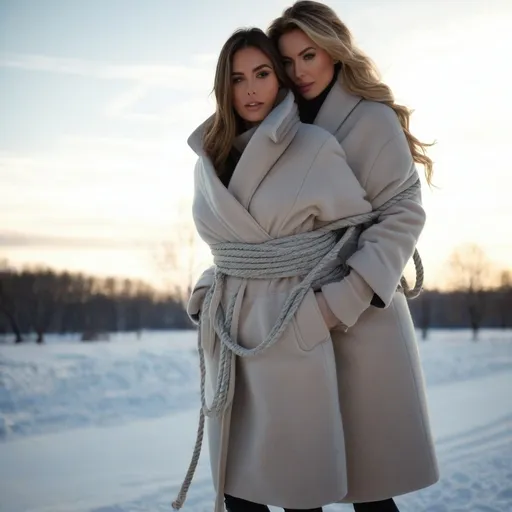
[[0, 230, 151, 249], [0, 52, 216, 120], [192, 53, 218, 65], [103, 94, 213, 124], [104, 83, 152, 118], [0, 52, 212, 89], [56, 134, 171, 153], [0, 128, 199, 246]]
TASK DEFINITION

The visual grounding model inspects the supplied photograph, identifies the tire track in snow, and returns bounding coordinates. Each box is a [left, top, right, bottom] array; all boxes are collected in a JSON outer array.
[[436, 413, 512, 466]]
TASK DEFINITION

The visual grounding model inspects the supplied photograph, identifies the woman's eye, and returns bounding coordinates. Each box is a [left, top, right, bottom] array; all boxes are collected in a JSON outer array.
[[304, 53, 315, 60], [257, 71, 270, 78], [232, 77, 242, 84]]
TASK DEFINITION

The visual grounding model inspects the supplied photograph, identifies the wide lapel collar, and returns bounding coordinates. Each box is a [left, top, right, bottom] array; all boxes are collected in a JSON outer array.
[[196, 158, 271, 242], [314, 77, 362, 134], [228, 90, 299, 209], [188, 118, 271, 243], [187, 115, 212, 156]]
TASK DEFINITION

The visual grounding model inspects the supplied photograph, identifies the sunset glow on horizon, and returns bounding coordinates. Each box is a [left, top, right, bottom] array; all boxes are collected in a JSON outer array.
[[2, 0, 511, 291]]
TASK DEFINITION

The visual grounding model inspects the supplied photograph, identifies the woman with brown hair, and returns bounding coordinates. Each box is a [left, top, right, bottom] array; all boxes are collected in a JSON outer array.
[[267, 1, 440, 511], [172, 26, 381, 512]]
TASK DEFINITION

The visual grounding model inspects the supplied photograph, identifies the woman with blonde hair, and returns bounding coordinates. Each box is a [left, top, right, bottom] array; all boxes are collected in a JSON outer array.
[[266, 1, 440, 511]]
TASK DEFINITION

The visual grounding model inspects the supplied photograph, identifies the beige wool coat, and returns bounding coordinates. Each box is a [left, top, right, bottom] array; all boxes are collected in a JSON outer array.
[[311, 80, 440, 504], [187, 90, 374, 510], [187, 81, 440, 507]]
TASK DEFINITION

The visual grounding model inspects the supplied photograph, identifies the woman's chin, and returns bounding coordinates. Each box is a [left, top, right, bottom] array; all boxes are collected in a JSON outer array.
[[240, 112, 266, 124], [299, 88, 320, 100]]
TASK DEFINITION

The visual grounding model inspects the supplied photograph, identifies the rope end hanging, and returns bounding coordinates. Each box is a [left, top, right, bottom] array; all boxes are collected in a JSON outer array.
[[170, 403, 206, 511], [172, 499, 183, 510], [402, 248, 424, 300]]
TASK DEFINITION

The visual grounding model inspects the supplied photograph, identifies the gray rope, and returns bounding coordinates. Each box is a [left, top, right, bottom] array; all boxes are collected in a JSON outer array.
[[172, 179, 423, 509]]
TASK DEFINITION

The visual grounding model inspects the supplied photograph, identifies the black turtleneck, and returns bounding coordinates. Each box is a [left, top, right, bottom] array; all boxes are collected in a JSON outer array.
[[297, 63, 341, 125], [219, 148, 241, 188]]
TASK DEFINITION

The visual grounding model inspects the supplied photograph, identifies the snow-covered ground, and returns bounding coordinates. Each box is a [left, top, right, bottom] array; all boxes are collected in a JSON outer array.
[[0, 329, 511, 512]]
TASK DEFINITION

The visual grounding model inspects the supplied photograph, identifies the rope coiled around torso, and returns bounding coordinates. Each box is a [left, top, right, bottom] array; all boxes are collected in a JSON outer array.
[[172, 179, 424, 509]]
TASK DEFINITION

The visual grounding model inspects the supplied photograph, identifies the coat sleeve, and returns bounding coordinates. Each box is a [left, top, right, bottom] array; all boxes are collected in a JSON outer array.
[[321, 127, 426, 328], [347, 129, 426, 307], [187, 265, 215, 324]]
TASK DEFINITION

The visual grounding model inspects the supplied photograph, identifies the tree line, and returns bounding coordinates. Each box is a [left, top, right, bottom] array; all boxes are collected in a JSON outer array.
[[0, 261, 190, 343], [1, 244, 511, 343], [410, 285, 512, 340]]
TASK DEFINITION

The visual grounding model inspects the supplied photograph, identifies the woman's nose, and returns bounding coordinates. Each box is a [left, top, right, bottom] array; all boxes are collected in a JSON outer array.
[[294, 61, 306, 79], [247, 82, 256, 95]]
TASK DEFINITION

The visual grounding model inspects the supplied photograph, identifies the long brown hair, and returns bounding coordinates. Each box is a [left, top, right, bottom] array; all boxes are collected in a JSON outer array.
[[268, 1, 435, 185], [203, 28, 294, 174]]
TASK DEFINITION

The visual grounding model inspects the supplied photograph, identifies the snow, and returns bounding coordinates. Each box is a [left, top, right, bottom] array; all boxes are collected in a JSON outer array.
[[1, 329, 511, 512], [0, 331, 200, 439]]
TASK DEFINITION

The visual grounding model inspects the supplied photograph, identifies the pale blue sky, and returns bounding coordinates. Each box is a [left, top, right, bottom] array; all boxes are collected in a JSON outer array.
[[1, 0, 511, 288]]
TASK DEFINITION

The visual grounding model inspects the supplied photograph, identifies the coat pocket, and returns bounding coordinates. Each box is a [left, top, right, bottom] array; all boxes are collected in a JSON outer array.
[[293, 288, 331, 352]]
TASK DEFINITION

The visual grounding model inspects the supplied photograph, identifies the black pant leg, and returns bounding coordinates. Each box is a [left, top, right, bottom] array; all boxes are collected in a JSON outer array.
[[284, 508, 323, 512], [353, 498, 399, 511], [224, 494, 270, 512], [224, 494, 323, 512]]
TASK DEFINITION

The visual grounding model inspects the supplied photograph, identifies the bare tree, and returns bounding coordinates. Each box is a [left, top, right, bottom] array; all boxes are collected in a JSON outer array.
[[448, 244, 492, 340], [498, 270, 512, 329], [155, 200, 210, 316], [159, 227, 198, 307], [0, 263, 23, 343], [31, 268, 58, 343], [418, 290, 432, 340]]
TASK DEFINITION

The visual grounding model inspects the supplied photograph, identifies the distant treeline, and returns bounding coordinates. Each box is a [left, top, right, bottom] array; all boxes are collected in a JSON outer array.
[[1, 259, 511, 343], [0, 265, 190, 343], [409, 288, 512, 339]]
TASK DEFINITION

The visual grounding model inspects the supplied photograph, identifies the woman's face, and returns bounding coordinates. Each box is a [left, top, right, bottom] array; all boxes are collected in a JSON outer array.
[[278, 29, 335, 100], [231, 47, 280, 124]]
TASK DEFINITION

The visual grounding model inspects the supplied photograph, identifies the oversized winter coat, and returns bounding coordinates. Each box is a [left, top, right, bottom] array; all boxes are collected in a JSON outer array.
[[188, 81, 439, 506], [187, 90, 374, 510], [311, 79, 440, 503]]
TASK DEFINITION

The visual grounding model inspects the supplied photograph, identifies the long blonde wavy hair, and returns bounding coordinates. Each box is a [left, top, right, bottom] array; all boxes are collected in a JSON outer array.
[[268, 1, 434, 185]]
